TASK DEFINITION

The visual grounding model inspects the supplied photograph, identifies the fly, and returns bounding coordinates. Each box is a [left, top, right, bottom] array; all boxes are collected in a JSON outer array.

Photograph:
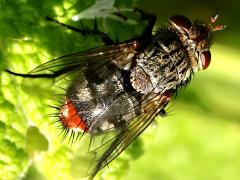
[[5, 10, 226, 179]]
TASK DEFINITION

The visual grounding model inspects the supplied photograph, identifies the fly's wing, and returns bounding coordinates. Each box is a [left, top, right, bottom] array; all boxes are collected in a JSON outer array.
[[9, 41, 137, 79], [85, 93, 171, 179], [6, 41, 138, 97]]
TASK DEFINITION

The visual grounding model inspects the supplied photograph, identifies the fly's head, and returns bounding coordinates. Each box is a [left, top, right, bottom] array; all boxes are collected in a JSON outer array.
[[169, 14, 226, 72]]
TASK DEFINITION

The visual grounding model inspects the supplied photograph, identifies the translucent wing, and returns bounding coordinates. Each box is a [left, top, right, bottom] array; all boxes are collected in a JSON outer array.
[[6, 41, 138, 79], [5, 41, 139, 98], [87, 92, 171, 179]]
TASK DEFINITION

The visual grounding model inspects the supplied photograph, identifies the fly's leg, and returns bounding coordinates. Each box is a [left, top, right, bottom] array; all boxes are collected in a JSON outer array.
[[46, 9, 156, 44], [159, 109, 167, 117], [46, 17, 114, 45], [112, 8, 156, 38], [133, 8, 156, 37], [158, 90, 173, 117], [143, 91, 171, 117]]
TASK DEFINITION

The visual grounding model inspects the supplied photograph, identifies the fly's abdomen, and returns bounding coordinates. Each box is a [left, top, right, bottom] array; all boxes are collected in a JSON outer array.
[[61, 69, 140, 134], [59, 98, 89, 132]]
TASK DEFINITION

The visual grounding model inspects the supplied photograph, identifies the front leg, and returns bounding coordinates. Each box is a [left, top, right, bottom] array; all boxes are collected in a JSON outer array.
[[134, 8, 156, 38], [46, 17, 115, 45]]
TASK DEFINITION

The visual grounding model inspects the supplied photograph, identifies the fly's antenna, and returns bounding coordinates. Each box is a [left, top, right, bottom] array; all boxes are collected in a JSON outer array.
[[209, 13, 227, 31]]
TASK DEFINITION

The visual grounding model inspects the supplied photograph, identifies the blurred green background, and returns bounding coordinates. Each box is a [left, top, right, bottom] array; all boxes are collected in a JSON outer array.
[[0, 0, 240, 180]]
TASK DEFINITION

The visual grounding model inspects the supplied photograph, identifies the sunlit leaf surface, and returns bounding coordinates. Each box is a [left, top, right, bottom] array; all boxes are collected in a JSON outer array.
[[1, 0, 239, 180]]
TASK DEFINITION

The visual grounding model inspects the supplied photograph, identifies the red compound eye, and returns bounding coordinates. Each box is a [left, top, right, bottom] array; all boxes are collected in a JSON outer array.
[[169, 15, 192, 31], [200, 51, 211, 70]]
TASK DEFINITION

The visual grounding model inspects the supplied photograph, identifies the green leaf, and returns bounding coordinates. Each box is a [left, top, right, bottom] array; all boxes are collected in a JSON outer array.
[[26, 126, 49, 156]]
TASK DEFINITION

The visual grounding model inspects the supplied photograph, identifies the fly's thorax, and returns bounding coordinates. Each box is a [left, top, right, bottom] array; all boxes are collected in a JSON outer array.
[[130, 38, 192, 95]]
